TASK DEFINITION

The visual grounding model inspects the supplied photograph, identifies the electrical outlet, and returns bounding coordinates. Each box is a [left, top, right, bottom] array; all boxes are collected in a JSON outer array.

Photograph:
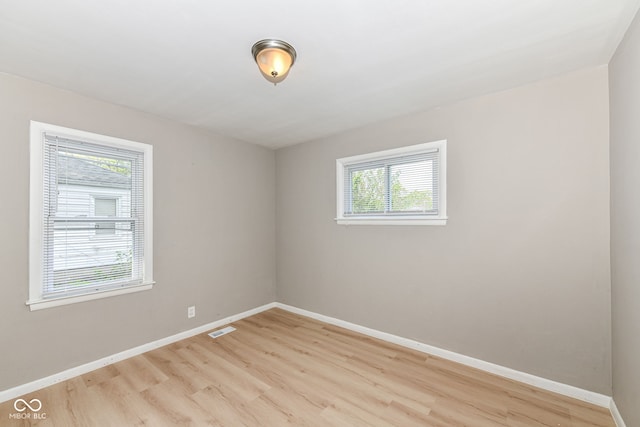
[[188, 305, 195, 319]]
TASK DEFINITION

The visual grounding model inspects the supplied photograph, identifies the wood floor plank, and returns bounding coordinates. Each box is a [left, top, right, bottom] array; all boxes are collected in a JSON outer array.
[[0, 308, 615, 426], [111, 354, 169, 393]]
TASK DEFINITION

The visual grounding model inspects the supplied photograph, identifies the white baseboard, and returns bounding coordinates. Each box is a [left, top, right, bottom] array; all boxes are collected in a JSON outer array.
[[610, 399, 627, 427], [0, 302, 277, 404], [275, 303, 613, 409]]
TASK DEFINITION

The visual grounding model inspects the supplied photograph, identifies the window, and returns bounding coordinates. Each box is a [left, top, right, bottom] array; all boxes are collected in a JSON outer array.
[[94, 198, 117, 235], [336, 140, 447, 225], [29, 121, 153, 310]]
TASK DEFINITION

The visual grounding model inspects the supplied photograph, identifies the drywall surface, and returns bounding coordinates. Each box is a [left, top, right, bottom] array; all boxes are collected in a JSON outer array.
[[276, 67, 611, 394], [0, 73, 276, 391], [610, 9, 640, 427]]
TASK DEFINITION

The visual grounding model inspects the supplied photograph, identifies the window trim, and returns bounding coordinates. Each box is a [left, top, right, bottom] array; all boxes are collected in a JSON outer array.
[[335, 140, 447, 225], [28, 121, 154, 311]]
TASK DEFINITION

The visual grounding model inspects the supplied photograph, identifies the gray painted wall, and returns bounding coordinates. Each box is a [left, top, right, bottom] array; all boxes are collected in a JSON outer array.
[[610, 9, 640, 427], [0, 73, 276, 391], [0, 61, 620, 400], [276, 67, 612, 394]]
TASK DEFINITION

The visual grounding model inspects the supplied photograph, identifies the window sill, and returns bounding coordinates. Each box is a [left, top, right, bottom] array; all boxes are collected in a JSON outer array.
[[335, 217, 447, 226], [26, 282, 155, 311]]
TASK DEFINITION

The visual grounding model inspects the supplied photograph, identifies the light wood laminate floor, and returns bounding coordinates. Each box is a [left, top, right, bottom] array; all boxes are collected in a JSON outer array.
[[0, 308, 615, 426]]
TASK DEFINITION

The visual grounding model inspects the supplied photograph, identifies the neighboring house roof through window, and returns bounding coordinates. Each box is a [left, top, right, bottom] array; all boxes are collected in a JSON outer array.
[[57, 154, 130, 189]]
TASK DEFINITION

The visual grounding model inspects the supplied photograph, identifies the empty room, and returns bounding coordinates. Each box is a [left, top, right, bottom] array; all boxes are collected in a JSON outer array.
[[1, 1, 639, 426]]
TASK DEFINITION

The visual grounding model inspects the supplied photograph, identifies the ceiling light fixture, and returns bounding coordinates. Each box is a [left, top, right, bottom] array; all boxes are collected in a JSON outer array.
[[251, 39, 297, 85]]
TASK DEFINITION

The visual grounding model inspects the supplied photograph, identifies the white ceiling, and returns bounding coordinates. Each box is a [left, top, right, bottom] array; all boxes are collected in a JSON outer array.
[[1, 1, 638, 149]]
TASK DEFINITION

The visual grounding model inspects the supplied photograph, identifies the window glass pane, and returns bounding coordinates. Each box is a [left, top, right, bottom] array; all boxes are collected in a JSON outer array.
[[389, 160, 434, 212], [350, 167, 385, 214]]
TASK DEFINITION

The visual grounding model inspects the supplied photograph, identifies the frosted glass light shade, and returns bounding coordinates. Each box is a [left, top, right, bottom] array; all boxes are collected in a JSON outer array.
[[252, 39, 297, 85]]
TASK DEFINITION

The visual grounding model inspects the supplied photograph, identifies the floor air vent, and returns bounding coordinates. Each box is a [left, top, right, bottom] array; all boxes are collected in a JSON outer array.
[[208, 326, 236, 339]]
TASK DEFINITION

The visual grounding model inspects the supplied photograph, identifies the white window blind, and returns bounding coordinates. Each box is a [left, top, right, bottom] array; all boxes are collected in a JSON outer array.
[[29, 121, 153, 310], [336, 140, 447, 225], [42, 135, 145, 298], [345, 151, 439, 215]]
